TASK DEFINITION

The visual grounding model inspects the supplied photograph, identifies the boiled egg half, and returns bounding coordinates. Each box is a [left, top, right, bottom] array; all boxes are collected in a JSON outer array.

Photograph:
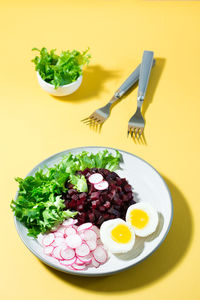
[[100, 219, 135, 253], [126, 202, 158, 237]]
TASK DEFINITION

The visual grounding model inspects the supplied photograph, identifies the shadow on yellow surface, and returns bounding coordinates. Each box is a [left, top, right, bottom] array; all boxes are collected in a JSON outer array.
[[52, 65, 120, 103], [43, 176, 193, 292]]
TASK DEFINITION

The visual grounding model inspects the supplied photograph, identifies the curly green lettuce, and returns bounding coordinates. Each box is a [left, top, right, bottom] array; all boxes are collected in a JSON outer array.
[[32, 47, 91, 88], [11, 150, 121, 237]]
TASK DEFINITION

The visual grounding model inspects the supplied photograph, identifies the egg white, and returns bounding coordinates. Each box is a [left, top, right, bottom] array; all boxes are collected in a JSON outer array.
[[126, 202, 159, 237], [100, 218, 135, 253]]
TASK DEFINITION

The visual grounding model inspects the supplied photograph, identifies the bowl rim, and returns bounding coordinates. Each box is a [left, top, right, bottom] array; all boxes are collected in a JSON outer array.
[[36, 71, 83, 89]]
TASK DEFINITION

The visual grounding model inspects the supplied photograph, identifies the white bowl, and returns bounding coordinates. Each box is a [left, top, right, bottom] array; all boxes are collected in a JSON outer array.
[[36, 72, 83, 96]]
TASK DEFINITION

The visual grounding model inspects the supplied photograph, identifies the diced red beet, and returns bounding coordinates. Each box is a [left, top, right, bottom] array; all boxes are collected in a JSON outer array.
[[68, 189, 76, 196], [99, 206, 106, 212], [79, 193, 87, 200], [88, 212, 95, 222], [71, 194, 79, 201], [63, 168, 135, 228], [123, 184, 132, 192], [103, 201, 111, 209], [90, 192, 100, 200]]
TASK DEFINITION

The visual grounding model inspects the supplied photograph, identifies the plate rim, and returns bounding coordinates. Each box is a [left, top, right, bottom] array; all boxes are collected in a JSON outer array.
[[13, 146, 173, 277]]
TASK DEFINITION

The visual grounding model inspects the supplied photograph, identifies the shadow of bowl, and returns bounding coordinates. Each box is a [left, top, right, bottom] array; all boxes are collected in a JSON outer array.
[[51, 65, 120, 103], [41, 176, 193, 293]]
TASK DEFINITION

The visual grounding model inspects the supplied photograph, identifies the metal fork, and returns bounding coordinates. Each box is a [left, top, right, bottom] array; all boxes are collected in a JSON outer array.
[[82, 64, 142, 126], [128, 51, 154, 139]]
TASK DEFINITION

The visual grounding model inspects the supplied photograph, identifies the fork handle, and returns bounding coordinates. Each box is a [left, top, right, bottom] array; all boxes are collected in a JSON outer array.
[[114, 59, 155, 99], [137, 51, 154, 102]]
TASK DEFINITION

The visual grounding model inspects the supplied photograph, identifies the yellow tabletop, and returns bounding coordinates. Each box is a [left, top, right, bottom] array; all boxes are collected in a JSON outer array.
[[1, 0, 200, 299]]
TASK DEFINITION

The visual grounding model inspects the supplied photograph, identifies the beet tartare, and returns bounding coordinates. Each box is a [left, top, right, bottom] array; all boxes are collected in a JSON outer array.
[[62, 168, 135, 227]]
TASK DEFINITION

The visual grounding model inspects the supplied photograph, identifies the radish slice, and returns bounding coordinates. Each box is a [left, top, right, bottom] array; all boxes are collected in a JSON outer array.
[[72, 263, 86, 271], [78, 254, 92, 264], [75, 258, 85, 265], [94, 180, 109, 191], [83, 229, 97, 242], [43, 245, 54, 255], [42, 233, 55, 246], [92, 246, 107, 264], [60, 257, 76, 266], [87, 240, 97, 251], [91, 226, 100, 238], [54, 231, 64, 238], [76, 243, 90, 257], [65, 227, 77, 236], [52, 246, 63, 260], [92, 258, 100, 268], [57, 226, 66, 233], [52, 237, 66, 247], [79, 232, 85, 240], [60, 247, 75, 260], [88, 173, 103, 184], [66, 234, 82, 249], [62, 218, 78, 227], [67, 266, 75, 270], [77, 223, 93, 232], [37, 233, 44, 246]]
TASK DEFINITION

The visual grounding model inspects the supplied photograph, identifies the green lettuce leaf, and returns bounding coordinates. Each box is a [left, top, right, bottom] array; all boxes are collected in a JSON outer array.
[[31, 47, 91, 89], [11, 149, 121, 237], [69, 174, 88, 193]]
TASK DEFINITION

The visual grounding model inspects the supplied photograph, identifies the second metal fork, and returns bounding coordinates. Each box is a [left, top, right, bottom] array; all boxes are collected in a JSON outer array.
[[128, 51, 154, 139], [82, 64, 142, 126]]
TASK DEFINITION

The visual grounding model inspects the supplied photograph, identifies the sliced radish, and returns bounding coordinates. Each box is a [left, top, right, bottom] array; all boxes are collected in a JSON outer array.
[[77, 223, 93, 232], [60, 247, 75, 260], [88, 173, 103, 184], [42, 233, 55, 246], [83, 229, 97, 242], [60, 257, 76, 266], [57, 225, 66, 233], [75, 243, 90, 257], [66, 234, 82, 249], [37, 233, 44, 246], [72, 263, 86, 271], [92, 246, 107, 264], [92, 258, 100, 268], [62, 218, 78, 227], [43, 245, 54, 256], [52, 237, 66, 247], [65, 226, 77, 236], [52, 246, 63, 260], [86, 240, 97, 251], [75, 258, 85, 265], [91, 225, 100, 237], [78, 254, 92, 264], [79, 232, 85, 240], [54, 231, 64, 238], [94, 180, 109, 191], [67, 265, 75, 270]]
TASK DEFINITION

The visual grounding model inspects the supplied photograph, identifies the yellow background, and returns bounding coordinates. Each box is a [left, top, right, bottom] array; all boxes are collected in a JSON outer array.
[[1, 0, 200, 299]]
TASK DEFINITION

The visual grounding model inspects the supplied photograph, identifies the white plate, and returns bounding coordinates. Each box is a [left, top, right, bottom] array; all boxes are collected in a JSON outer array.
[[14, 146, 173, 276]]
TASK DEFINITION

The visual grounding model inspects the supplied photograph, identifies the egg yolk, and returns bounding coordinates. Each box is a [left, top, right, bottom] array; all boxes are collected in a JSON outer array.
[[111, 224, 132, 244], [130, 209, 149, 229]]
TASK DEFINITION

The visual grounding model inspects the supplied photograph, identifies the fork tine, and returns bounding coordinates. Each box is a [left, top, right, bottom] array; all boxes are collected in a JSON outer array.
[[134, 128, 139, 139], [138, 128, 143, 139], [81, 117, 90, 122]]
